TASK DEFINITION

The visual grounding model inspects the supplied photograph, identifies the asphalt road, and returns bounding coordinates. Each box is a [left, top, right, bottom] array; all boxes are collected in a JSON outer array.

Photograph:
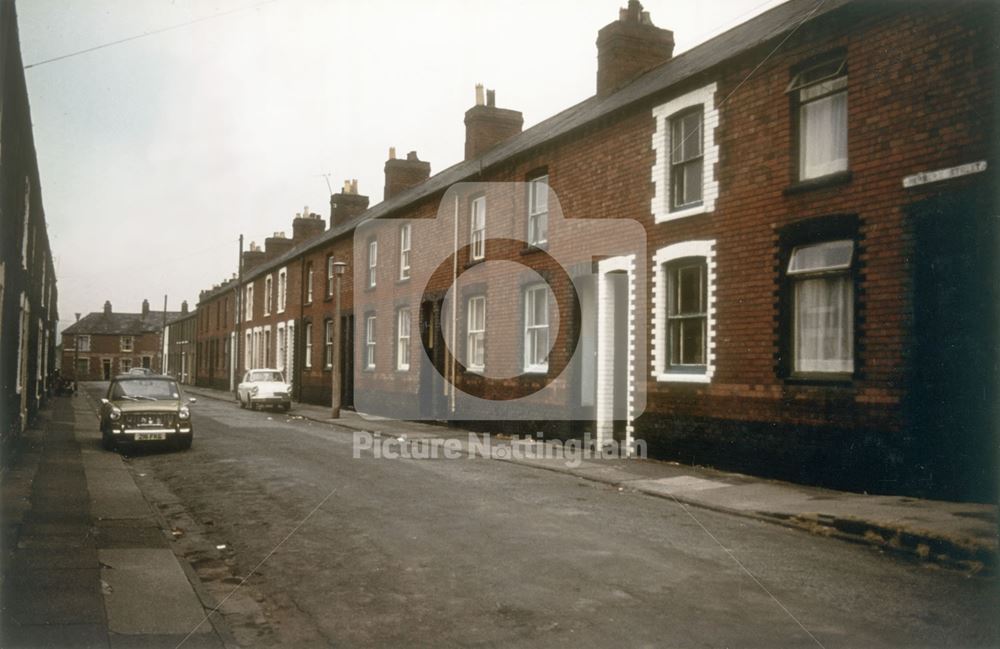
[[83, 384, 999, 648]]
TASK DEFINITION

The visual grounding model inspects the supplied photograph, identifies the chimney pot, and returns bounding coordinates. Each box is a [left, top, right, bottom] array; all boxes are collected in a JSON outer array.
[[181, 300, 189, 314], [486, 89, 496, 107], [475, 83, 485, 106], [75, 312, 81, 322], [104, 301, 112, 315], [389, 146, 397, 160], [142, 299, 150, 316]]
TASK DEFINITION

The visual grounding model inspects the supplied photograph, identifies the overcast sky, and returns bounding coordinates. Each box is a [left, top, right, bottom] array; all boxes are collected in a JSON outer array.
[[18, 0, 784, 334]]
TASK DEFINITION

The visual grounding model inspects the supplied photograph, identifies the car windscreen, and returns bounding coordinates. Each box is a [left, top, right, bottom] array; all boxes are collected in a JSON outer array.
[[111, 379, 180, 401], [250, 371, 284, 382]]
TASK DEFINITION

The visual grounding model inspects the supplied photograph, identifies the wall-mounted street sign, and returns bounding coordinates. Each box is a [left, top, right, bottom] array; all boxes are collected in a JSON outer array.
[[902, 160, 987, 188]]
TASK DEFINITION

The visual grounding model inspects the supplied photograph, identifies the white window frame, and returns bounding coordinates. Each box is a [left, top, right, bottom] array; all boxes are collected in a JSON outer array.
[[399, 224, 411, 280], [245, 284, 254, 321], [306, 262, 314, 303], [324, 319, 334, 369], [304, 322, 313, 369], [120, 358, 133, 373], [523, 285, 550, 373], [651, 82, 719, 223], [120, 336, 134, 352], [467, 295, 486, 372], [277, 267, 287, 313], [396, 308, 411, 371], [245, 330, 253, 368], [527, 176, 548, 246], [326, 256, 335, 296], [263, 326, 271, 367], [78, 335, 91, 352], [365, 315, 376, 370], [470, 196, 486, 260], [669, 107, 705, 211], [652, 240, 716, 383], [264, 274, 273, 316], [368, 240, 378, 288]]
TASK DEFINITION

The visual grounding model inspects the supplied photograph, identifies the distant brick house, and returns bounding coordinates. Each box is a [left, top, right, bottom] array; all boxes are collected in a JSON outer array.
[[194, 0, 997, 501], [164, 302, 197, 384], [62, 300, 183, 380]]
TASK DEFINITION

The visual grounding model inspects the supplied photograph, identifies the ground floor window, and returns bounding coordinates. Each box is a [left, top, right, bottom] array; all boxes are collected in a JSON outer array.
[[787, 239, 854, 374]]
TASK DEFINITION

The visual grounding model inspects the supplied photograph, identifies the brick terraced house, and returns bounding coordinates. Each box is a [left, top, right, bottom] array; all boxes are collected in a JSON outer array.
[[62, 300, 183, 380], [1, 0, 60, 456], [194, 0, 997, 501]]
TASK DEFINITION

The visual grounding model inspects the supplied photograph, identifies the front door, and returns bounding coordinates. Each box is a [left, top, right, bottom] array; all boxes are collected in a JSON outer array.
[[102, 358, 112, 380], [419, 300, 446, 419], [341, 314, 354, 409]]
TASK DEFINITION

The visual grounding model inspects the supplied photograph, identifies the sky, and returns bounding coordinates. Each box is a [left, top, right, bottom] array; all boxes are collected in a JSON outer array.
[[17, 0, 786, 336]]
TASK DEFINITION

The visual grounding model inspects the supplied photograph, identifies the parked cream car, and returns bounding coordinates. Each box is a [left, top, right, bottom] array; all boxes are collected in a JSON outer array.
[[237, 369, 292, 411]]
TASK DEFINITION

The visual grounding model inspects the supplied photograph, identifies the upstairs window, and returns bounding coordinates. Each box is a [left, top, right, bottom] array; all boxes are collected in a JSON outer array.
[[77, 335, 91, 352], [666, 259, 707, 368], [264, 275, 273, 315], [670, 108, 703, 210], [306, 262, 314, 303], [326, 255, 335, 297], [470, 196, 486, 261], [245, 284, 254, 321], [528, 175, 548, 246], [368, 240, 378, 288], [120, 336, 134, 352], [789, 57, 848, 180], [277, 268, 287, 313], [467, 296, 486, 372], [787, 239, 854, 374], [399, 224, 411, 280]]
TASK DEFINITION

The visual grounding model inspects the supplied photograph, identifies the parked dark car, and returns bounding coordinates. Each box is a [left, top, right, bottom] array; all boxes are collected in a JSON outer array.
[[98, 375, 195, 451]]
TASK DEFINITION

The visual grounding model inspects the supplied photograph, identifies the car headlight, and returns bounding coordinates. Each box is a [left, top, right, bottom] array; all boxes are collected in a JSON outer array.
[[178, 406, 190, 420], [250, 386, 259, 395], [109, 407, 122, 421]]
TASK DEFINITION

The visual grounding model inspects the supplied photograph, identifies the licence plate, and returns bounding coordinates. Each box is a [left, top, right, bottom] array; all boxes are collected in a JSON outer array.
[[134, 432, 166, 441]]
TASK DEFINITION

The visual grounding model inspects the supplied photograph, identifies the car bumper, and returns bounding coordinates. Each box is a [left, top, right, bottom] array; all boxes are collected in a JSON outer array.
[[113, 428, 192, 444], [250, 396, 289, 405]]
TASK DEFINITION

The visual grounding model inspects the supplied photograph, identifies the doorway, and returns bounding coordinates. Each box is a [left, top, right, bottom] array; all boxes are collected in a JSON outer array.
[[419, 300, 446, 419], [595, 256, 635, 452], [102, 358, 112, 380]]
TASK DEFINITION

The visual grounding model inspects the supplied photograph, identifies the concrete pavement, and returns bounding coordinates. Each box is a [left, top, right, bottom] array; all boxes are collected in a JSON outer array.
[[1, 395, 233, 649], [185, 383, 998, 574]]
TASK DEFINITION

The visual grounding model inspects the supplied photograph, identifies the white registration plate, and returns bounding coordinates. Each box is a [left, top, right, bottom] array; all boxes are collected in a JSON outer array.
[[134, 432, 167, 441]]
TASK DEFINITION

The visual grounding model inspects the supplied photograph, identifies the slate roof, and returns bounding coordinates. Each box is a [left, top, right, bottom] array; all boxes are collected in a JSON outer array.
[[199, 0, 849, 302], [62, 311, 185, 336]]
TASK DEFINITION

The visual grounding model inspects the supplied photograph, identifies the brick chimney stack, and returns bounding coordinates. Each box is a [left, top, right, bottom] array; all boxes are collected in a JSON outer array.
[[329, 179, 369, 230], [596, 0, 674, 97], [242, 242, 265, 272], [142, 299, 150, 316], [264, 231, 294, 260], [103, 301, 112, 315], [181, 300, 189, 314], [464, 85, 523, 161], [384, 148, 431, 200], [292, 208, 326, 244]]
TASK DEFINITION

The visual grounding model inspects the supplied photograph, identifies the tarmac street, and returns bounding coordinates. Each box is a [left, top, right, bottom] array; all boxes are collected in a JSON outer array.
[[2, 385, 998, 648]]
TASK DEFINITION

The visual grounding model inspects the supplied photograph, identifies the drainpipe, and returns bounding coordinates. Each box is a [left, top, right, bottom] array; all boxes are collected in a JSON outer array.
[[450, 194, 458, 415]]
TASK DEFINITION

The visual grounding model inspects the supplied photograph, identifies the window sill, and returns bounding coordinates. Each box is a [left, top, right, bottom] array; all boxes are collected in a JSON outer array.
[[520, 244, 549, 256], [784, 372, 853, 386], [396, 277, 411, 285], [655, 371, 710, 384], [784, 171, 852, 195], [521, 368, 548, 376], [464, 258, 485, 270], [654, 203, 709, 224]]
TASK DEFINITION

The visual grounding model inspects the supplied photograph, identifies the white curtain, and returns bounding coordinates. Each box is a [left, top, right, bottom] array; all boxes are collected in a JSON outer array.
[[800, 91, 847, 179], [795, 276, 853, 373]]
